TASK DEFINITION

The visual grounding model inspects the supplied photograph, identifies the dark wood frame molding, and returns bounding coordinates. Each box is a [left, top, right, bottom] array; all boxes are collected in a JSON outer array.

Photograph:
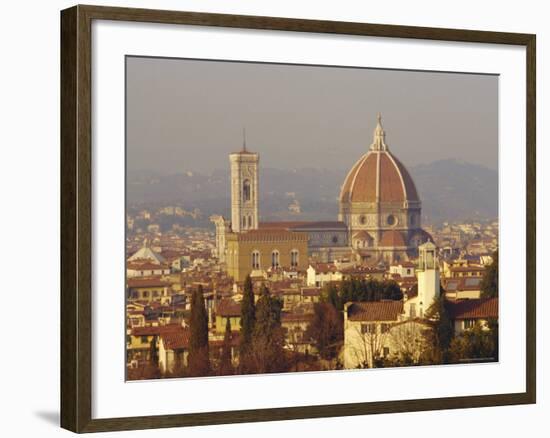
[[61, 4, 536, 433]]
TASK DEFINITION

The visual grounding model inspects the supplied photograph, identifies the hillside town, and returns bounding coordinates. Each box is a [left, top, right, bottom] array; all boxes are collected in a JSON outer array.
[[126, 116, 499, 379]]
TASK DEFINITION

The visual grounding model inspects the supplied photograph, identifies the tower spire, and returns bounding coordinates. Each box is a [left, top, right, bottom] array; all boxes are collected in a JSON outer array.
[[242, 127, 247, 152], [370, 113, 388, 151]]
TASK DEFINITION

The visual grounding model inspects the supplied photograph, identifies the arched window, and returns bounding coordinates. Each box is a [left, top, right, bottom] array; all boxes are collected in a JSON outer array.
[[290, 249, 299, 267], [242, 216, 247, 229], [243, 179, 251, 202], [271, 250, 280, 268], [248, 215, 252, 228], [252, 250, 260, 269]]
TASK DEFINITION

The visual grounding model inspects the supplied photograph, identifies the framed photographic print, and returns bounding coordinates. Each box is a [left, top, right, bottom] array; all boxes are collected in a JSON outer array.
[[60, 4, 536, 433]]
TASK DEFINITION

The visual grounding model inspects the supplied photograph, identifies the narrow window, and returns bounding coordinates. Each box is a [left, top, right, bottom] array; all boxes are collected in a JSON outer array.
[[243, 179, 251, 202], [290, 249, 299, 267], [271, 250, 280, 268], [361, 323, 376, 334], [252, 251, 260, 269]]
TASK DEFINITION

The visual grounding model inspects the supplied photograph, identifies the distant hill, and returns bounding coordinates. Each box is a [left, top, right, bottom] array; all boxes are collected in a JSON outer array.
[[410, 159, 498, 224], [127, 159, 497, 226]]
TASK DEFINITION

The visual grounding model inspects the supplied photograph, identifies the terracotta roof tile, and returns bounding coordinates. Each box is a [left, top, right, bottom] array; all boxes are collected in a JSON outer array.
[[379, 154, 406, 202], [127, 277, 171, 288], [445, 298, 498, 320], [281, 312, 314, 323], [311, 263, 339, 274], [346, 153, 377, 203], [160, 327, 191, 350], [347, 300, 404, 322], [379, 230, 406, 247], [127, 261, 171, 270], [340, 150, 419, 204], [392, 155, 419, 201], [301, 288, 321, 297], [216, 299, 241, 317], [132, 324, 182, 337], [228, 229, 308, 242]]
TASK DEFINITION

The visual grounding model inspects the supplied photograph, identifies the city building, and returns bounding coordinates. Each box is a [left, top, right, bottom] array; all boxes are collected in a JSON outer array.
[[212, 115, 433, 282], [446, 297, 498, 335], [403, 241, 440, 319], [343, 300, 430, 368], [339, 114, 431, 263]]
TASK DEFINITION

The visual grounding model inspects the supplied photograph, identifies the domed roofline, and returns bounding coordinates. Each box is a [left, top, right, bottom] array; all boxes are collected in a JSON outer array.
[[339, 115, 420, 204]]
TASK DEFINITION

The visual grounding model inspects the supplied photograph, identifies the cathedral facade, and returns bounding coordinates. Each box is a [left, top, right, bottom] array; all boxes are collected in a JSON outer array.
[[211, 115, 431, 281]]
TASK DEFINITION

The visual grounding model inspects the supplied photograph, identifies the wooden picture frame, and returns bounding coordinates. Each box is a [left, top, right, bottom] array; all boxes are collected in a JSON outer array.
[[60, 4, 536, 433]]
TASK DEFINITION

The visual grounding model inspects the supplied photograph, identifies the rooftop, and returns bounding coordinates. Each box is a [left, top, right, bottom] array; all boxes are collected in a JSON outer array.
[[346, 300, 404, 322], [445, 298, 498, 320]]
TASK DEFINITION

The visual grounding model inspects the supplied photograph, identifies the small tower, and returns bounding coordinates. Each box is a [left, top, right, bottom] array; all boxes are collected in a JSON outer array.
[[370, 113, 389, 152], [209, 215, 230, 264], [229, 129, 259, 232], [416, 241, 440, 317]]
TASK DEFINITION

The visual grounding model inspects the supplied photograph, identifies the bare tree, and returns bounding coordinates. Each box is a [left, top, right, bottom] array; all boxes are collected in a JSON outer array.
[[387, 321, 427, 366], [347, 323, 388, 368]]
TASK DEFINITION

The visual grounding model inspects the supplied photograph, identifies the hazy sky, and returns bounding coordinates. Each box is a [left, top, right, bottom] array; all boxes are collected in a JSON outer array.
[[126, 56, 498, 174]]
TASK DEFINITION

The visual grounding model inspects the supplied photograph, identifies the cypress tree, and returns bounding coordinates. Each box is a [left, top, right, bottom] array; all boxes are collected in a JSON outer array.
[[149, 335, 158, 365], [188, 285, 210, 376], [324, 283, 341, 310], [218, 317, 234, 375], [251, 285, 285, 374], [239, 275, 256, 357]]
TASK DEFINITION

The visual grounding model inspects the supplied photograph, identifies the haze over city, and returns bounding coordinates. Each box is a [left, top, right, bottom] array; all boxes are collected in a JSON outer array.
[[126, 56, 498, 175]]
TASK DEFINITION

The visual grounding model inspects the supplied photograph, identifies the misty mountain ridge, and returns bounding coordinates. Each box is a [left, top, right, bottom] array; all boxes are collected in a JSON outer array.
[[127, 159, 498, 226]]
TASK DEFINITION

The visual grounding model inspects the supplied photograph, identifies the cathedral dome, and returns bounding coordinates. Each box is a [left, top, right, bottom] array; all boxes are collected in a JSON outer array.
[[379, 230, 406, 247], [340, 115, 419, 204]]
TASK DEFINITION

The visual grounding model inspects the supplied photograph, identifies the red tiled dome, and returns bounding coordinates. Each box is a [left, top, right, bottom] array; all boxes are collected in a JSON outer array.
[[340, 151, 419, 203], [379, 230, 406, 247], [339, 115, 419, 204]]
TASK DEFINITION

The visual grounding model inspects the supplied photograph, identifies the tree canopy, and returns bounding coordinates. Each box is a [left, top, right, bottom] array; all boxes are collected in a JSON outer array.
[[481, 250, 499, 298], [448, 322, 497, 363], [324, 277, 403, 311], [421, 296, 453, 364], [305, 302, 343, 360]]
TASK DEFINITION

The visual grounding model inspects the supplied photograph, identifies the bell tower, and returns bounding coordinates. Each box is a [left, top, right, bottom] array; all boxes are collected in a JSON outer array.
[[416, 241, 440, 317], [229, 130, 259, 232]]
